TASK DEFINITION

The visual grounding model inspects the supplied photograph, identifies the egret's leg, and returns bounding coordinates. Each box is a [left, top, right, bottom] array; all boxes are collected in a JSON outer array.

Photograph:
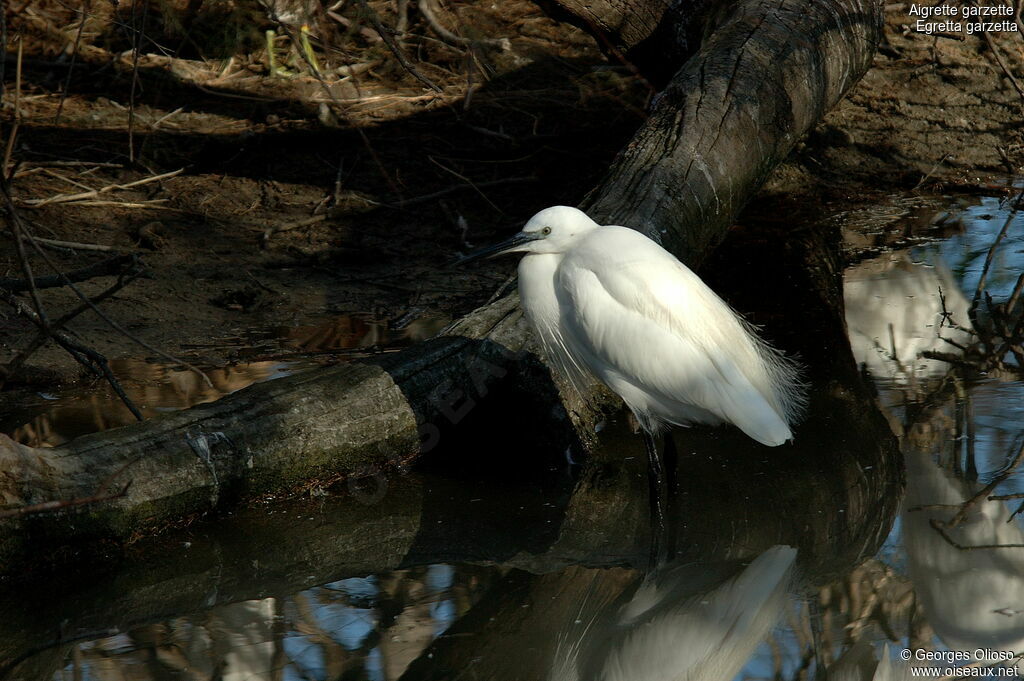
[[808, 593, 828, 677], [662, 433, 679, 560], [642, 430, 668, 569]]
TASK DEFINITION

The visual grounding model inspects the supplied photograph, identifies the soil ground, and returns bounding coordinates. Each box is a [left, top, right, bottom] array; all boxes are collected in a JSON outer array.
[[1, 0, 1023, 426]]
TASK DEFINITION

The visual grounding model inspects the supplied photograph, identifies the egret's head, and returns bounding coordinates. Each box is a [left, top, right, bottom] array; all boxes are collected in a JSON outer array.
[[519, 206, 600, 254], [457, 206, 598, 264]]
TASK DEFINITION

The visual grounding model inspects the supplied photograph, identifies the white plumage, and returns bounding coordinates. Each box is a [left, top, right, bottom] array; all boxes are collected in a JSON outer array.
[[549, 545, 798, 681], [477, 206, 804, 446]]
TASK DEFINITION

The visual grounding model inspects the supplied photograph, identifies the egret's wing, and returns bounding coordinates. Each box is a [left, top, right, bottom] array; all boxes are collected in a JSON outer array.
[[556, 228, 798, 444]]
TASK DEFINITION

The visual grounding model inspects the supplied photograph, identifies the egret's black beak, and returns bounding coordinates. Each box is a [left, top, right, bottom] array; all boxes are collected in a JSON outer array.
[[455, 231, 539, 265]]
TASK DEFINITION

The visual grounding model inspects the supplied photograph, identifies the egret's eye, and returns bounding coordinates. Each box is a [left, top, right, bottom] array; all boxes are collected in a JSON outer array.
[[541, 226, 552, 236]]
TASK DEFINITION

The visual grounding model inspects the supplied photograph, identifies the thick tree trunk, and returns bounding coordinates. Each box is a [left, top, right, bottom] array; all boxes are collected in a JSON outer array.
[[0, 0, 883, 569], [583, 0, 882, 263], [537, 0, 713, 84]]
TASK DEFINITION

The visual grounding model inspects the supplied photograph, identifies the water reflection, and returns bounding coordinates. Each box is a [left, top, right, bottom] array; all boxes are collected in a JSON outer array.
[[749, 194, 1024, 680], [0, 385, 895, 681], [904, 450, 1024, 654], [845, 252, 973, 381], [829, 643, 916, 681], [549, 546, 796, 681], [5, 193, 1024, 681], [43, 565, 488, 681], [9, 359, 286, 447], [4, 312, 449, 448]]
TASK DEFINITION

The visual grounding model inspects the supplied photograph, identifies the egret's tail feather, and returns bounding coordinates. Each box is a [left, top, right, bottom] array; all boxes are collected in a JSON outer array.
[[740, 317, 809, 429], [704, 354, 795, 446]]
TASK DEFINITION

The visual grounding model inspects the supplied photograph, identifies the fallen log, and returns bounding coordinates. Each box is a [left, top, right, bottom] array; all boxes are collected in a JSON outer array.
[[0, 401, 900, 679], [0, 0, 883, 569]]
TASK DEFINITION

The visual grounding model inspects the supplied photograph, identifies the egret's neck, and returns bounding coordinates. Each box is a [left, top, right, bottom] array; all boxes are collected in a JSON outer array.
[[517, 253, 562, 328], [518, 252, 562, 286]]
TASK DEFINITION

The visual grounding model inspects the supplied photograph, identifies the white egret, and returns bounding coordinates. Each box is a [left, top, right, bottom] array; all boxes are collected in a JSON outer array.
[[463, 206, 805, 443], [461, 206, 805, 561]]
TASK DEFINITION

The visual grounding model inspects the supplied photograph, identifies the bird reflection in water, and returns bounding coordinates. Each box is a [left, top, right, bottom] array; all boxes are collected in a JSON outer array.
[[904, 450, 1024, 663], [548, 545, 797, 681], [844, 251, 973, 383]]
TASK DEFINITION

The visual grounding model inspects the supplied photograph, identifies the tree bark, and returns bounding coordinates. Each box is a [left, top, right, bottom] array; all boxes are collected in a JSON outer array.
[[582, 0, 882, 264], [536, 0, 713, 84], [0, 0, 883, 569]]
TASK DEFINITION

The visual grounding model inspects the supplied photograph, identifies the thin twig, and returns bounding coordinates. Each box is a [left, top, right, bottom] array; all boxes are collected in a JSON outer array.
[[930, 518, 1024, 550], [18, 168, 184, 207], [262, 213, 328, 244], [3, 267, 146, 380], [562, 7, 654, 93], [2, 159, 49, 329], [239, 346, 403, 362], [55, 0, 91, 124], [24, 236, 118, 252], [1, 180, 214, 390], [417, 0, 510, 49], [40, 167, 96, 192], [2, 36, 22, 180], [0, 482, 131, 519], [427, 156, 504, 213], [353, 0, 443, 92], [15, 161, 124, 172], [913, 153, 950, 190], [1004, 270, 1024, 320], [907, 503, 966, 512], [25, 231, 215, 388], [45, 199, 171, 209], [485, 272, 518, 305], [391, 175, 537, 207], [943, 438, 1024, 528], [149, 106, 185, 129], [262, 8, 404, 199], [0, 288, 144, 419], [979, 26, 1024, 109], [970, 189, 1023, 317], [127, 0, 149, 163], [0, 254, 138, 291]]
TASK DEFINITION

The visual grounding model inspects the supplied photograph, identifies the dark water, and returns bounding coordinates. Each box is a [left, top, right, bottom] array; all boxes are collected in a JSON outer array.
[[4, 195, 1024, 681], [4, 312, 448, 448]]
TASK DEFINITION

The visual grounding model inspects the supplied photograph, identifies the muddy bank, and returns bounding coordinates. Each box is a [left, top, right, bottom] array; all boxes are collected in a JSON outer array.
[[2, 2, 1022, 399], [0, 0, 647, 393]]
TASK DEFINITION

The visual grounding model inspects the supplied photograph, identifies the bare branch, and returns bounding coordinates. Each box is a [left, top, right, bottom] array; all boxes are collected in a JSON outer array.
[[0, 254, 138, 292]]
